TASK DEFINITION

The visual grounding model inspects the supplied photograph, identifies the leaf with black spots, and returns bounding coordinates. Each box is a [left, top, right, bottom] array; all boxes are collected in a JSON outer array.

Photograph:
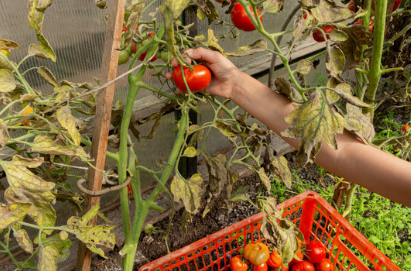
[[197, 0, 218, 24], [0, 203, 30, 230], [281, 90, 345, 166], [31, 135, 88, 157], [344, 103, 375, 144], [332, 83, 373, 108], [170, 173, 205, 215], [263, 0, 284, 13], [311, 0, 354, 23], [0, 69, 19, 93], [57, 106, 81, 145], [326, 45, 345, 80]]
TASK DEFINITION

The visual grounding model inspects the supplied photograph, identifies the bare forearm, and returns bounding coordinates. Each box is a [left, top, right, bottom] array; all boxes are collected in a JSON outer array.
[[231, 71, 411, 207]]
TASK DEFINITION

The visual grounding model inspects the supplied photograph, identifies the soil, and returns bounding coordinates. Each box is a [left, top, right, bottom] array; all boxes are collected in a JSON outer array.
[[89, 153, 336, 271]]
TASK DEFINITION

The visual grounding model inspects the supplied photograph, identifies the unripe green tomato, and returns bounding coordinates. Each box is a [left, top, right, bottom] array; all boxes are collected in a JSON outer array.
[[118, 50, 130, 65], [141, 39, 149, 46], [155, 49, 162, 58], [160, 51, 171, 63], [125, 44, 132, 55]]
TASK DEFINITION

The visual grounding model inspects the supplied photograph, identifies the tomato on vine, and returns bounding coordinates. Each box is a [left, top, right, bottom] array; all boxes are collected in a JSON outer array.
[[230, 255, 249, 271], [291, 260, 315, 271], [20, 107, 38, 126], [314, 259, 333, 271], [402, 124, 410, 132], [231, 2, 263, 32], [354, 18, 374, 32], [243, 242, 270, 265], [172, 65, 211, 92], [132, 32, 157, 62], [304, 241, 326, 264], [312, 25, 334, 42]]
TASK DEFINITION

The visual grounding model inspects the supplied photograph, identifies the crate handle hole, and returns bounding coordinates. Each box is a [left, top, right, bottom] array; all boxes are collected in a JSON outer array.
[[307, 193, 315, 197]]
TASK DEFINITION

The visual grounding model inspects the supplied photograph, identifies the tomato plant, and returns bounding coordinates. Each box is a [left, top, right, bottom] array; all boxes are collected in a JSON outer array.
[[314, 259, 333, 271], [172, 65, 212, 92], [312, 25, 334, 42], [230, 255, 249, 271], [231, 2, 263, 32], [243, 242, 270, 265], [304, 241, 326, 264], [291, 260, 315, 271]]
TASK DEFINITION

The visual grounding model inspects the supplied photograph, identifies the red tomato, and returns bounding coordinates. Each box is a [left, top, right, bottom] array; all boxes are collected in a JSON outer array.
[[252, 262, 268, 271], [172, 65, 212, 93], [348, 1, 355, 12], [231, 2, 263, 32], [393, 0, 402, 11], [289, 248, 304, 265], [314, 259, 333, 271], [291, 261, 314, 271], [134, 32, 157, 62], [127, 183, 133, 196], [267, 249, 282, 268], [402, 125, 410, 132], [304, 241, 326, 264], [312, 25, 334, 42], [230, 255, 248, 271], [354, 18, 374, 32]]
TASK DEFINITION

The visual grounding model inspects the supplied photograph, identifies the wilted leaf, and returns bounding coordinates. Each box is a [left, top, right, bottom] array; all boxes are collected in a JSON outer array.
[[0, 119, 9, 150], [98, 211, 114, 224], [214, 121, 247, 141], [38, 245, 59, 271], [271, 156, 291, 188], [56, 106, 81, 145], [28, 44, 55, 61], [259, 197, 277, 214], [311, 0, 354, 23], [171, 173, 205, 214], [230, 185, 250, 202], [0, 39, 20, 50], [95, 0, 107, 9], [281, 90, 345, 166], [344, 103, 375, 144], [123, 0, 148, 49], [293, 13, 314, 41], [332, 83, 373, 108], [275, 78, 304, 103], [37, 66, 58, 87], [206, 29, 226, 55], [0, 203, 30, 229], [295, 59, 312, 75], [197, 0, 218, 24], [326, 45, 345, 80], [81, 204, 99, 225], [31, 134, 88, 157], [258, 167, 271, 191], [328, 29, 348, 41], [182, 146, 199, 157], [263, 0, 284, 13], [0, 69, 19, 93], [226, 39, 267, 56], [14, 229, 34, 254]]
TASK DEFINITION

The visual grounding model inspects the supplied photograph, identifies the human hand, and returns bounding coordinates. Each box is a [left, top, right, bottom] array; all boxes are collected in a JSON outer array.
[[165, 48, 242, 99]]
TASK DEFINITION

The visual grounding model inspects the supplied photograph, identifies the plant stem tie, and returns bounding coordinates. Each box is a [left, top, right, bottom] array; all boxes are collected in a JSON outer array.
[[77, 176, 132, 196]]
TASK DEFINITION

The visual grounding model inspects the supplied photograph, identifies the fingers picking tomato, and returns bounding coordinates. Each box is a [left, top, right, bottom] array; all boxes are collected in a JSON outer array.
[[230, 255, 248, 271], [304, 241, 326, 264], [291, 260, 314, 271], [312, 25, 334, 42], [172, 65, 212, 93], [252, 262, 268, 271], [231, 2, 263, 32], [243, 242, 270, 266], [314, 259, 333, 271], [402, 125, 410, 132]]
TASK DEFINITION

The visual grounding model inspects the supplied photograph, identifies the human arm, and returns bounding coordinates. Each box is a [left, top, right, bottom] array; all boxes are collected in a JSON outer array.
[[166, 48, 411, 207]]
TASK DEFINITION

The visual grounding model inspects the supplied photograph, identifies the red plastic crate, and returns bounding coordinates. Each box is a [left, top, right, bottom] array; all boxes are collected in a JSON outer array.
[[139, 191, 401, 271]]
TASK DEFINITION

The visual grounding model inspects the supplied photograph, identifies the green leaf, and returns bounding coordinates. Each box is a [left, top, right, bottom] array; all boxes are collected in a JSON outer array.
[[281, 90, 345, 166], [27, 0, 56, 62], [170, 173, 205, 215], [37, 66, 58, 87], [31, 134, 88, 158], [258, 167, 271, 192], [13, 228, 34, 254], [326, 45, 345, 80], [230, 185, 250, 202], [182, 146, 199, 157], [344, 103, 375, 144], [226, 39, 267, 57], [0, 69, 19, 93], [0, 203, 30, 230], [332, 83, 373, 108], [0, 119, 9, 150], [311, 0, 354, 23], [295, 59, 312, 75], [56, 106, 81, 145], [98, 211, 114, 224], [263, 0, 284, 13], [17, 259, 36, 270]]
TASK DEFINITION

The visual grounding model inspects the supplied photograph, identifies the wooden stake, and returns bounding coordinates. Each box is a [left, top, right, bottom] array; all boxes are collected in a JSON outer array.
[[74, 1, 126, 270]]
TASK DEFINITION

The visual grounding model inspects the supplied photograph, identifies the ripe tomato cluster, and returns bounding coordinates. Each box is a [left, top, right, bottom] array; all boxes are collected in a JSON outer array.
[[230, 241, 333, 271]]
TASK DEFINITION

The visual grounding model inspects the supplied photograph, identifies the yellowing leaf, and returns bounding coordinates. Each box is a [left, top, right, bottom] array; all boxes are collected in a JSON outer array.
[[226, 40, 267, 57], [14, 229, 34, 254], [0, 119, 9, 150], [263, 0, 284, 13], [272, 156, 292, 189], [295, 59, 312, 75], [344, 103, 375, 144], [38, 245, 59, 271], [311, 0, 354, 23], [56, 106, 81, 145], [258, 167, 271, 191], [326, 45, 345, 80], [206, 29, 226, 56], [333, 83, 373, 108], [281, 90, 345, 166], [170, 173, 205, 214], [31, 134, 88, 157], [0, 69, 19, 93], [182, 146, 199, 157], [37, 66, 58, 87], [0, 203, 30, 229]]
